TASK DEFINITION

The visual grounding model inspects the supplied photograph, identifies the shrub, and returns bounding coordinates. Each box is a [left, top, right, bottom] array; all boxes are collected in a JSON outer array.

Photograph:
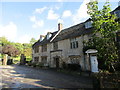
[[67, 64, 81, 71], [36, 62, 44, 68], [27, 61, 32, 66], [32, 62, 37, 67], [62, 62, 67, 69]]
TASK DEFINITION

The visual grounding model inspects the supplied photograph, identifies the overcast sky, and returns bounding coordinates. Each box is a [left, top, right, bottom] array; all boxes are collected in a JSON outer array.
[[0, 0, 119, 43]]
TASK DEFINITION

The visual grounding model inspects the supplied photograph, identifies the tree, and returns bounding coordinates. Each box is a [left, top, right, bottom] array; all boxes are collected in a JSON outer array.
[[22, 38, 37, 58], [30, 38, 37, 45], [85, 1, 120, 71], [0, 37, 10, 46], [2, 45, 20, 57], [2, 45, 20, 65]]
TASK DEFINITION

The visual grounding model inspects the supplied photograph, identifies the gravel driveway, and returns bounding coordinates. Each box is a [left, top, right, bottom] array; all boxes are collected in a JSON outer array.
[[0, 65, 93, 89]]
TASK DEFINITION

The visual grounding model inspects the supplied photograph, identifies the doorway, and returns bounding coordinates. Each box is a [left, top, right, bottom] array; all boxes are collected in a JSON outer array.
[[90, 55, 98, 72], [54, 57, 59, 68]]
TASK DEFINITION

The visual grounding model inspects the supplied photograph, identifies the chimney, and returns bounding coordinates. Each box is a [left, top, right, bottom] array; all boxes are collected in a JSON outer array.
[[40, 35, 45, 42], [58, 23, 62, 31]]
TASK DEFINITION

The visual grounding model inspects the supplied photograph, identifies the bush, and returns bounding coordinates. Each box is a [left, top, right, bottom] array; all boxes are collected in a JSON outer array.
[[67, 64, 81, 71], [62, 62, 67, 69], [27, 61, 32, 66], [92, 72, 120, 88], [36, 62, 44, 68], [31, 62, 37, 67]]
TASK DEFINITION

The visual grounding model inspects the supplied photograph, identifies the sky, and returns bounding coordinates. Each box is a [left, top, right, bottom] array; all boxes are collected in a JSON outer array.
[[0, 0, 119, 43]]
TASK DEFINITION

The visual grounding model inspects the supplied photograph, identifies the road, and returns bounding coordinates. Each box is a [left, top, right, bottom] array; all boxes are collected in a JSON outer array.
[[0, 65, 93, 89]]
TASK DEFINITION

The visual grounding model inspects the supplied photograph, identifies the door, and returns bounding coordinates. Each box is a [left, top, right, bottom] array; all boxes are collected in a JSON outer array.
[[90, 56, 98, 72], [55, 57, 59, 68]]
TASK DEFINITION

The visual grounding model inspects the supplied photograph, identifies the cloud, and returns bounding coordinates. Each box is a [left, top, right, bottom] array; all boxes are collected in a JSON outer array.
[[34, 6, 47, 14], [47, 9, 59, 20], [17, 34, 31, 43], [72, 0, 90, 24], [30, 16, 44, 28], [57, 18, 64, 24], [0, 22, 17, 41], [30, 16, 36, 22], [62, 10, 72, 18], [57, 0, 64, 2], [32, 20, 44, 28]]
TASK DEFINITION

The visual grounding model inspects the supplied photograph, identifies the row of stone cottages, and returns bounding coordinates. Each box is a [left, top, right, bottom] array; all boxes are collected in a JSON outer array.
[[32, 5, 120, 72]]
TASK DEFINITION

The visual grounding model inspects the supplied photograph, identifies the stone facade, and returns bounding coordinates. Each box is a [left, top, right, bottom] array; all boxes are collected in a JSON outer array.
[[32, 31, 92, 71], [32, 5, 120, 71]]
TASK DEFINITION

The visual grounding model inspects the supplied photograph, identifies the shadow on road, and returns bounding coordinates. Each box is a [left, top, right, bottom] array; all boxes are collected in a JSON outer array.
[[1, 64, 93, 89]]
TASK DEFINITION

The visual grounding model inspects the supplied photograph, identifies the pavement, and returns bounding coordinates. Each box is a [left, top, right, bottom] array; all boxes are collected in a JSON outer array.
[[0, 65, 93, 89]]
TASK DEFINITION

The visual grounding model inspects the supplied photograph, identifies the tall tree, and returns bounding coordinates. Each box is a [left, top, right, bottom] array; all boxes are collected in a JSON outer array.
[[30, 38, 37, 45], [0, 37, 10, 46], [85, 1, 120, 71]]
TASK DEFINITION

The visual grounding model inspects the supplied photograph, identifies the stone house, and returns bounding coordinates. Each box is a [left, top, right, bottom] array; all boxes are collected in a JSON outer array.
[[32, 5, 120, 71]]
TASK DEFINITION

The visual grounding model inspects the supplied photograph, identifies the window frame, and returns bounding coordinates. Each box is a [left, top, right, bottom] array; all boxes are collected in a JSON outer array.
[[34, 57, 39, 62], [41, 44, 47, 52], [70, 38, 78, 49], [53, 42, 58, 50], [34, 46, 39, 53], [85, 21, 92, 29]]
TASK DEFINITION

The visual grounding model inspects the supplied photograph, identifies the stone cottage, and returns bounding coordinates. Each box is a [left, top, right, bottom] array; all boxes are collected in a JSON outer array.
[[32, 5, 120, 71]]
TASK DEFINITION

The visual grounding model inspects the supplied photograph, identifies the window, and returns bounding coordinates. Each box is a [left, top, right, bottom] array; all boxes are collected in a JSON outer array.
[[34, 57, 39, 62], [34, 46, 39, 53], [114, 10, 120, 18], [85, 21, 92, 29], [47, 32, 52, 40], [69, 57, 79, 64], [42, 44, 47, 52], [41, 56, 47, 65], [70, 38, 78, 49], [53, 42, 58, 50]]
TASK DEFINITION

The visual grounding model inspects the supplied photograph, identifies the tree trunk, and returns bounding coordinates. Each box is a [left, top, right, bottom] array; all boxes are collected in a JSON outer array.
[[3, 54, 8, 65]]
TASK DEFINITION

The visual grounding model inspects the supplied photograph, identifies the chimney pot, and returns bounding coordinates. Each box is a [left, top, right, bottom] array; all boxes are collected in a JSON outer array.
[[58, 23, 62, 31]]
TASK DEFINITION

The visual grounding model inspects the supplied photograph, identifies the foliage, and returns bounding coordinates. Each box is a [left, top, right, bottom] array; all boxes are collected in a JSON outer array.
[[30, 38, 37, 45], [14, 43, 24, 54], [0, 36, 37, 57], [92, 72, 120, 88], [23, 48, 32, 57], [27, 61, 33, 66], [0, 36, 37, 65], [36, 62, 44, 68], [85, 1, 120, 71], [87, 1, 119, 37], [2, 45, 20, 57], [0, 37, 10, 46]]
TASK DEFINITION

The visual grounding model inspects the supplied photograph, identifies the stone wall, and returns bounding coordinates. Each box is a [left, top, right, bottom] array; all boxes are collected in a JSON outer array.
[[32, 33, 92, 71]]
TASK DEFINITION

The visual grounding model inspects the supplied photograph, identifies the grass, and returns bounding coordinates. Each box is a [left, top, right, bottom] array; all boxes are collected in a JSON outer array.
[[13, 56, 32, 64]]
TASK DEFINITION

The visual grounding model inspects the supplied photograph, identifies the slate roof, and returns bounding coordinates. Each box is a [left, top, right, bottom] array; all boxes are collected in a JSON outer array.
[[52, 22, 93, 42], [32, 21, 93, 48], [113, 6, 120, 12], [32, 31, 57, 48], [111, 6, 120, 14], [32, 6, 119, 48]]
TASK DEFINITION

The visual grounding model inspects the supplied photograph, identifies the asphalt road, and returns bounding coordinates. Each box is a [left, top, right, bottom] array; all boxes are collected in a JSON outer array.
[[0, 65, 93, 89]]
